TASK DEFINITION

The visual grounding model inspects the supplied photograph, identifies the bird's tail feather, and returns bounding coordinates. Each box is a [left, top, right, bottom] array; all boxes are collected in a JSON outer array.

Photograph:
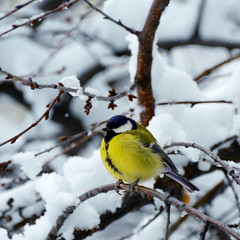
[[165, 171, 199, 193]]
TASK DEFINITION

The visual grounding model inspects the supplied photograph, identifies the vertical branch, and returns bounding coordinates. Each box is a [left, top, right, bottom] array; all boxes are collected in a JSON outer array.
[[135, 0, 170, 126], [164, 203, 171, 240], [199, 221, 209, 240]]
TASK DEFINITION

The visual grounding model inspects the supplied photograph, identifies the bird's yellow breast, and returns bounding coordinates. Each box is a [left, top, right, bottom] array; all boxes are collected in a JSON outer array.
[[100, 131, 163, 183]]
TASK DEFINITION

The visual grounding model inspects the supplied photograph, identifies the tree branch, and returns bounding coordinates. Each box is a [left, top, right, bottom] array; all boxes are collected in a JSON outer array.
[[0, 91, 63, 147], [157, 100, 232, 107], [164, 203, 171, 240], [0, 0, 82, 37], [0, 0, 37, 21], [82, 0, 139, 35], [135, 0, 170, 126], [199, 221, 209, 240], [0, 68, 134, 102], [194, 53, 240, 82], [157, 38, 240, 50], [46, 183, 240, 240], [165, 142, 240, 185], [168, 180, 227, 236]]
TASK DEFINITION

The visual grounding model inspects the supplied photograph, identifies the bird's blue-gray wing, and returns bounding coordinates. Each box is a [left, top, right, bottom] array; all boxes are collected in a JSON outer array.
[[151, 144, 179, 173]]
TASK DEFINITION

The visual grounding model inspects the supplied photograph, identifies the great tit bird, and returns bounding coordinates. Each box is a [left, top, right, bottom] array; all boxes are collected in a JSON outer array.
[[100, 115, 199, 193]]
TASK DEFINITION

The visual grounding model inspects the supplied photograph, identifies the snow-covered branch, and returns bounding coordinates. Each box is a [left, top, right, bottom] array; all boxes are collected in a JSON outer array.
[[0, 68, 135, 103], [46, 183, 240, 240], [165, 142, 240, 186]]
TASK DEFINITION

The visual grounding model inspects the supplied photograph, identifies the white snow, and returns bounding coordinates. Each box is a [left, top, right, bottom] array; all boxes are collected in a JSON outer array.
[[59, 75, 81, 97], [0, 228, 9, 240], [1, 0, 240, 239], [12, 152, 41, 180]]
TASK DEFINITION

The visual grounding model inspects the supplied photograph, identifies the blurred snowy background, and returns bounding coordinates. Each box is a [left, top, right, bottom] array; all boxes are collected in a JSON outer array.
[[0, 0, 240, 239]]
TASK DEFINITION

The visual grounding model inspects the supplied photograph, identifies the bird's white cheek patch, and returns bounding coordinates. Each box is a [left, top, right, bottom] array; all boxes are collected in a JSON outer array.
[[113, 121, 132, 133]]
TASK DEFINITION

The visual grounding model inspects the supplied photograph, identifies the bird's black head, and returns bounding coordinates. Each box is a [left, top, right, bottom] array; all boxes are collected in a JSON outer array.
[[103, 115, 137, 142]]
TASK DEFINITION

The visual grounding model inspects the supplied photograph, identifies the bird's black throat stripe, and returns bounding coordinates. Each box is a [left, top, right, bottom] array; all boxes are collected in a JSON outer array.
[[104, 130, 119, 144]]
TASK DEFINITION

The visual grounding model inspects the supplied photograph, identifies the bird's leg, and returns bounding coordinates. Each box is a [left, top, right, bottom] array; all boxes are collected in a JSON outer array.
[[129, 179, 139, 192], [115, 179, 124, 195]]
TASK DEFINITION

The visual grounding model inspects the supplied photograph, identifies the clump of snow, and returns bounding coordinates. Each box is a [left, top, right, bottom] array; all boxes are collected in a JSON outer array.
[[0, 228, 9, 240], [63, 150, 115, 195], [35, 172, 76, 224], [12, 215, 51, 240], [127, 34, 139, 83], [12, 152, 42, 180], [198, 160, 211, 172], [84, 86, 99, 96], [148, 114, 200, 163], [153, 65, 202, 102], [59, 75, 81, 97], [60, 202, 100, 239]]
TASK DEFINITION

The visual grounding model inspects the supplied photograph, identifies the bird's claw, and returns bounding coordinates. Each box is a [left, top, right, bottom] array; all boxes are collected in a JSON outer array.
[[129, 179, 139, 192], [115, 179, 139, 194], [115, 179, 124, 195]]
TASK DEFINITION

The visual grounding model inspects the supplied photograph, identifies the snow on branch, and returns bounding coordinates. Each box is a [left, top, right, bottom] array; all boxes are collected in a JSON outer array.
[[46, 183, 240, 240], [0, 68, 136, 112], [165, 142, 240, 186]]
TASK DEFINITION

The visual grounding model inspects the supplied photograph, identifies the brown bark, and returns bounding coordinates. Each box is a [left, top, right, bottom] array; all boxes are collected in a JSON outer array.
[[135, 0, 169, 126]]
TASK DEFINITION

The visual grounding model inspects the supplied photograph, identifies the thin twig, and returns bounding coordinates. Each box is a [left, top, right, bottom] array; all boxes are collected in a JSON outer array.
[[0, 0, 36, 21], [224, 172, 240, 215], [41, 129, 100, 168], [119, 206, 165, 240], [0, 68, 134, 102], [157, 100, 232, 107], [0, 91, 63, 147], [194, 53, 240, 82], [0, 0, 82, 37], [168, 180, 227, 236], [46, 183, 240, 240], [164, 203, 171, 240], [210, 135, 238, 151], [199, 221, 209, 240], [82, 0, 139, 35], [32, 1, 97, 75], [157, 38, 240, 50], [191, 0, 206, 38], [165, 142, 240, 185]]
